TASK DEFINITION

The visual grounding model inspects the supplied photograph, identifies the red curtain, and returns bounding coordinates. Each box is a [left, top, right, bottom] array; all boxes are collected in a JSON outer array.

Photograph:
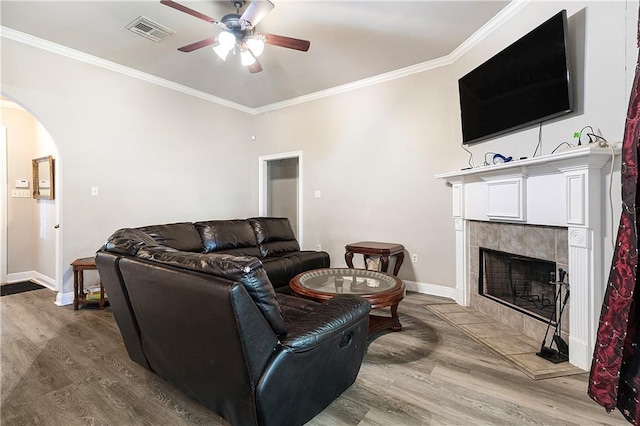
[[588, 7, 640, 425]]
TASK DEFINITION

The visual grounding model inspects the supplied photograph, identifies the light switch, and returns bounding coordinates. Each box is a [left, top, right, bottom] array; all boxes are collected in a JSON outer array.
[[11, 189, 30, 198], [91, 187, 99, 196]]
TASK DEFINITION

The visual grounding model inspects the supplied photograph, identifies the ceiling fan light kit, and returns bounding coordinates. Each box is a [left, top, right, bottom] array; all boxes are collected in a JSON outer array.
[[161, 0, 310, 73], [246, 37, 265, 56], [240, 50, 256, 66]]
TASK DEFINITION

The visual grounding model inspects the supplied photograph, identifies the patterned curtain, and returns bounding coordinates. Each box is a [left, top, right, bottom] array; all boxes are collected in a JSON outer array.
[[588, 7, 640, 425]]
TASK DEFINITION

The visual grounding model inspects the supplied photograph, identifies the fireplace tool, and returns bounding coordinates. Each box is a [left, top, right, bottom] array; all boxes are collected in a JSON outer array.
[[536, 268, 570, 363]]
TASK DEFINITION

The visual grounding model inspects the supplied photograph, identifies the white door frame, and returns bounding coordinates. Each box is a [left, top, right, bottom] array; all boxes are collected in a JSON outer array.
[[258, 151, 303, 247], [0, 125, 7, 284]]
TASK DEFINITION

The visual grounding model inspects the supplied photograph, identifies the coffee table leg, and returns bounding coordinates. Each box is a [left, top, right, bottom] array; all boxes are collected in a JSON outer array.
[[390, 303, 402, 331], [368, 303, 403, 334]]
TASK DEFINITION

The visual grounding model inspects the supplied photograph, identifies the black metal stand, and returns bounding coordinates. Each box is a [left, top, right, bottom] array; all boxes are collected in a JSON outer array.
[[536, 268, 570, 364]]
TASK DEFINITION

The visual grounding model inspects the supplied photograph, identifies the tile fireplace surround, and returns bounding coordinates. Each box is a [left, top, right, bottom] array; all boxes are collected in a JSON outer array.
[[436, 145, 619, 370]]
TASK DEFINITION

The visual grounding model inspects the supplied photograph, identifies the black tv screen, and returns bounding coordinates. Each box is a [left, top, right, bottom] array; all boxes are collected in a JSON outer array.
[[458, 10, 573, 145]]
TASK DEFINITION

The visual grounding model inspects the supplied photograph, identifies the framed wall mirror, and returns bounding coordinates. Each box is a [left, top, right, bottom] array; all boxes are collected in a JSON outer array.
[[32, 155, 55, 200]]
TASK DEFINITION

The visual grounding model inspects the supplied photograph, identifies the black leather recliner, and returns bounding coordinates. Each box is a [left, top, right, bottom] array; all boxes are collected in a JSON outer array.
[[96, 225, 370, 426]]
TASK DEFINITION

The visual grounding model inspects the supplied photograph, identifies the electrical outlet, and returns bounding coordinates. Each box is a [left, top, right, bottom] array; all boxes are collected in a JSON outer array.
[[316, 244, 321, 251], [412, 254, 418, 263], [91, 187, 99, 196], [314, 190, 321, 198]]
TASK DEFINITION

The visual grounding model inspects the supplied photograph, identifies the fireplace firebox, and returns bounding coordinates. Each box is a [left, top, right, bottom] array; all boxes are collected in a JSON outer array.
[[479, 248, 557, 322]]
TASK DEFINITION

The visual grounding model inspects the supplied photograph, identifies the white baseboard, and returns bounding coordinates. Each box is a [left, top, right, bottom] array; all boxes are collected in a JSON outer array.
[[55, 291, 74, 306], [6, 270, 70, 305], [31, 271, 56, 290], [403, 280, 456, 301], [6, 271, 34, 284], [7, 270, 55, 289]]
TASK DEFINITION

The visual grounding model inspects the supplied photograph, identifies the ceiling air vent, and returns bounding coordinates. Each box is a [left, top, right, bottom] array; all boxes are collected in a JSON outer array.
[[126, 16, 175, 42]]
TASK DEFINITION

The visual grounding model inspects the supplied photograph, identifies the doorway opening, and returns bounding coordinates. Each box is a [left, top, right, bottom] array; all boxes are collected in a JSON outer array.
[[1, 97, 62, 303], [258, 151, 303, 245]]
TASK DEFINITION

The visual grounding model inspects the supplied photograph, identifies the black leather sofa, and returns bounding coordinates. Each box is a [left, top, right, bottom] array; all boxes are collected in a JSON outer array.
[[136, 217, 329, 290], [95, 218, 371, 426]]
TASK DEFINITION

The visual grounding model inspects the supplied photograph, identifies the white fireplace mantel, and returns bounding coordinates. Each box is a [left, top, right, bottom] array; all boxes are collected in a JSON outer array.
[[436, 144, 620, 370]]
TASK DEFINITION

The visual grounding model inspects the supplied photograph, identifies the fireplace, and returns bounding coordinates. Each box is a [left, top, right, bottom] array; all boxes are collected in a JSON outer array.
[[469, 221, 569, 345], [480, 248, 557, 322], [436, 145, 618, 369]]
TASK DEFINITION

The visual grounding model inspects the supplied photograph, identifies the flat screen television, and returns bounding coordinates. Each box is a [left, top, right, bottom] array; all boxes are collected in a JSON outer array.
[[458, 10, 573, 145]]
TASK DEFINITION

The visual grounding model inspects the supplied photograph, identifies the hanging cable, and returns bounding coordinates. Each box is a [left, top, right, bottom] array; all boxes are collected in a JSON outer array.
[[532, 122, 543, 157], [461, 143, 474, 168]]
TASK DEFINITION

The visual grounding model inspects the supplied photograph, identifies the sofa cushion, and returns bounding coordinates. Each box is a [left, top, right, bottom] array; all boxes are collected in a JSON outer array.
[[249, 217, 300, 257], [195, 220, 261, 257], [137, 222, 204, 252], [135, 246, 287, 336], [260, 256, 296, 290]]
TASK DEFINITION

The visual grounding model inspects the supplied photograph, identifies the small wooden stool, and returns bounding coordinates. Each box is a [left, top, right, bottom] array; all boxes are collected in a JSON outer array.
[[71, 257, 107, 310], [345, 241, 405, 276]]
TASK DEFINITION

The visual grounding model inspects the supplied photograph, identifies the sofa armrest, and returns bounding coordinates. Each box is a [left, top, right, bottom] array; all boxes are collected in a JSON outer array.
[[256, 295, 370, 426], [280, 295, 370, 352]]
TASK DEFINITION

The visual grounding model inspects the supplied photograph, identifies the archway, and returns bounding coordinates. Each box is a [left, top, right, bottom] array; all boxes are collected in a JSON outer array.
[[1, 97, 62, 302]]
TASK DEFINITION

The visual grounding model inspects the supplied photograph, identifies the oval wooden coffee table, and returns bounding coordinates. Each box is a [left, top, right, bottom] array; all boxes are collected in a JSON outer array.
[[290, 268, 406, 335]]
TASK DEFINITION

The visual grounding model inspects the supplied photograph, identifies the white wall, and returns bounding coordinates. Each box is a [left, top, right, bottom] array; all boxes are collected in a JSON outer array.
[[3, 106, 38, 274], [253, 66, 458, 289], [1, 39, 256, 296]]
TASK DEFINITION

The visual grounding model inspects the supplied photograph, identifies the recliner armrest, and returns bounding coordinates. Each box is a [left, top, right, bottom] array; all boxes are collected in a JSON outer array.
[[280, 295, 371, 352]]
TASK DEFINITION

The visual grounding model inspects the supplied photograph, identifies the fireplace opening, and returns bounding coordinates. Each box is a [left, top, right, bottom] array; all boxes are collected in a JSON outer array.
[[479, 248, 557, 322]]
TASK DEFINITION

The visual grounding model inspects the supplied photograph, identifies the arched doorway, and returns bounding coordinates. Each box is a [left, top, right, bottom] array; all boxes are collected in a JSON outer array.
[[1, 97, 62, 301]]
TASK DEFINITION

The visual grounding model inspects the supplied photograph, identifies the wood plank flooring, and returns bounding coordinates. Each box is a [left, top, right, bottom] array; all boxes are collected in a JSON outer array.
[[1, 288, 627, 425]]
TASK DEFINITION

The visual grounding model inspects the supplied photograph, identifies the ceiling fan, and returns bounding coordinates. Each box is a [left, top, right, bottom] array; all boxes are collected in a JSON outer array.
[[160, 0, 310, 73]]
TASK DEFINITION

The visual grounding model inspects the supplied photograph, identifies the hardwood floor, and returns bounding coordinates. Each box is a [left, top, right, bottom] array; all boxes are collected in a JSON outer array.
[[1, 288, 627, 425]]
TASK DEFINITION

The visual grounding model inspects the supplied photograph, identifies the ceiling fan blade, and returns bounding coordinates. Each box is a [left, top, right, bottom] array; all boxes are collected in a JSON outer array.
[[239, 0, 275, 29], [160, 0, 217, 24], [264, 33, 310, 52], [248, 57, 263, 74], [177, 37, 217, 52]]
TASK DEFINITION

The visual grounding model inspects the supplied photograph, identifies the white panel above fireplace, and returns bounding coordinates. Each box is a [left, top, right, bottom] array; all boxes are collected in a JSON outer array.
[[485, 176, 524, 221]]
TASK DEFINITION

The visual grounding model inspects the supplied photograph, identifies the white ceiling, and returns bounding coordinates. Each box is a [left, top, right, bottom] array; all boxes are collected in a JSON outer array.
[[1, 1, 511, 109]]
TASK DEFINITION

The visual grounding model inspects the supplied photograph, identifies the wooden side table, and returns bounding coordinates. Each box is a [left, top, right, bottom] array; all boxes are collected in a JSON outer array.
[[345, 241, 405, 276], [71, 257, 107, 310]]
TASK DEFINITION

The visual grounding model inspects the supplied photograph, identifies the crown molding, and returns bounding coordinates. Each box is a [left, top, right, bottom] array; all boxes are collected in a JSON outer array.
[[252, 0, 530, 114], [1, 1, 528, 115], [448, 0, 529, 62], [251, 55, 453, 114], [0, 26, 254, 114]]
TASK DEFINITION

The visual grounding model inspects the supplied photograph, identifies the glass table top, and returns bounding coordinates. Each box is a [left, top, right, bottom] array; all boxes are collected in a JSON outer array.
[[295, 268, 400, 295]]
